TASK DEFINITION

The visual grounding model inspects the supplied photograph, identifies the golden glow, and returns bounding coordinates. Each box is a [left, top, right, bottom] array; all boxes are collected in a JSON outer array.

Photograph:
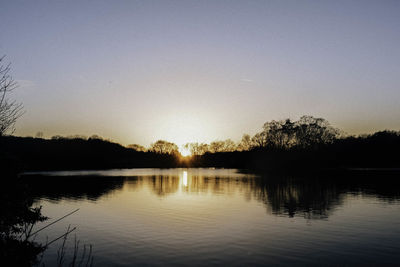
[[179, 145, 191, 157], [152, 112, 218, 152]]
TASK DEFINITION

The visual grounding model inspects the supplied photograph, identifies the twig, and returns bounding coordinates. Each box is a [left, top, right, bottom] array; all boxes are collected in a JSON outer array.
[[57, 225, 70, 267], [85, 244, 92, 267], [78, 244, 87, 267], [29, 208, 79, 238], [71, 234, 80, 266], [45, 226, 76, 247]]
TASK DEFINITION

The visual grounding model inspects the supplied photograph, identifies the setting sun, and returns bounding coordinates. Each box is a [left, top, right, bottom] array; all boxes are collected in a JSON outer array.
[[179, 145, 191, 157]]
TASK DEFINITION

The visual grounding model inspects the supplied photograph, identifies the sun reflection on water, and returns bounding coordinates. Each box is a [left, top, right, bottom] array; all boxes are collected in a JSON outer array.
[[182, 170, 188, 187]]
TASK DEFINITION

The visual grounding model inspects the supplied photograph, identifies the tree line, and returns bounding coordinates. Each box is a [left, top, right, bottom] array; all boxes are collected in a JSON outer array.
[[1, 56, 399, 171], [122, 115, 340, 155], [122, 116, 341, 156]]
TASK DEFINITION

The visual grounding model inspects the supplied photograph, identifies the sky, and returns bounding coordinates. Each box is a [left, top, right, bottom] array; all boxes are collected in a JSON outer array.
[[1, 0, 399, 147]]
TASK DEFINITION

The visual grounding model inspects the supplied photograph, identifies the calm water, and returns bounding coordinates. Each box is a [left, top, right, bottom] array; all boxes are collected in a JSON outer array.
[[23, 168, 400, 266]]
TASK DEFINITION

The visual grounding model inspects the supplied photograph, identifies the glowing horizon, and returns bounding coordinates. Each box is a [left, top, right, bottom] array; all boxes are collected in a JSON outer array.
[[1, 1, 399, 146]]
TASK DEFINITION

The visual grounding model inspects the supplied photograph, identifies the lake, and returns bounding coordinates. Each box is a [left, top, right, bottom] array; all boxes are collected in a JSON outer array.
[[23, 168, 400, 266]]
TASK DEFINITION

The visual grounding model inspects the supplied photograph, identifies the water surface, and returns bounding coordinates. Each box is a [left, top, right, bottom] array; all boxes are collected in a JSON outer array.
[[24, 168, 400, 266]]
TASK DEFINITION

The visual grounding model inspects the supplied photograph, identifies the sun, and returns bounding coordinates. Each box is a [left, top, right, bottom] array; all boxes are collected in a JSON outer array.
[[179, 145, 191, 157]]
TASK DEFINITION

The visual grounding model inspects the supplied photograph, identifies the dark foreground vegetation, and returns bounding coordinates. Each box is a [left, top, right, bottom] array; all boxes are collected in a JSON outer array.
[[0, 173, 47, 266], [1, 116, 399, 172], [0, 171, 94, 266]]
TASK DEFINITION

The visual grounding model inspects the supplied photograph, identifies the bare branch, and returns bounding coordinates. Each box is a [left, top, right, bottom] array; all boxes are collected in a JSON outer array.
[[0, 56, 24, 136]]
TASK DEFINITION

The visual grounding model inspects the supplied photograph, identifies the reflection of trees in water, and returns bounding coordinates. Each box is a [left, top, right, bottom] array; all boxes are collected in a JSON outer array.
[[251, 173, 400, 219], [181, 176, 254, 196], [22, 175, 125, 201], [24, 172, 400, 220], [6, 171, 397, 266], [141, 173, 400, 219], [176, 175, 344, 219], [346, 173, 400, 201], [146, 174, 253, 197], [149, 175, 180, 196], [251, 177, 343, 219], [142, 173, 344, 219]]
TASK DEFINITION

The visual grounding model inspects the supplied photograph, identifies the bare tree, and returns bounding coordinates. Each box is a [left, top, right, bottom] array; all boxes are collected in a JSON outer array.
[[262, 119, 296, 149], [208, 139, 237, 153], [253, 116, 340, 150], [237, 134, 253, 151], [209, 140, 225, 153], [251, 132, 267, 148], [184, 142, 209, 156], [222, 139, 237, 152], [295, 115, 340, 148], [150, 140, 179, 154], [0, 56, 23, 136]]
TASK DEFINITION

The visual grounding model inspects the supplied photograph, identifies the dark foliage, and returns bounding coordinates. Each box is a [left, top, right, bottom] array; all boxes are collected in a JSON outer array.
[[0, 174, 47, 266], [0, 136, 181, 171], [1, 128, 399, 172], [188, 130, 399, 170]]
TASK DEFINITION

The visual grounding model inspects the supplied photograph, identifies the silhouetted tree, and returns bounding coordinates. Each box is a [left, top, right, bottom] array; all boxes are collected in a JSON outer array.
[[253, 116, 340, 150], [209, 140, 225, 153], [0, 56, 23, 136], [66, 134, 87, 140], [262, 119, 296, 149], [184, 142, 209, 155], [251, 132, 267, 148], [127, 143, 147, 152], [209, 139, 236, 153], [295, 115, 340, 148], [223, 139, 237, 152], [89, 134, 103, 140], [150, 140, 179, 154], [237, 134, 253, 151]]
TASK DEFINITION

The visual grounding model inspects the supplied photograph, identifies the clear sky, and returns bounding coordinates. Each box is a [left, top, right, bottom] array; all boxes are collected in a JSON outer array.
[[1, 0, 399, 147]]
